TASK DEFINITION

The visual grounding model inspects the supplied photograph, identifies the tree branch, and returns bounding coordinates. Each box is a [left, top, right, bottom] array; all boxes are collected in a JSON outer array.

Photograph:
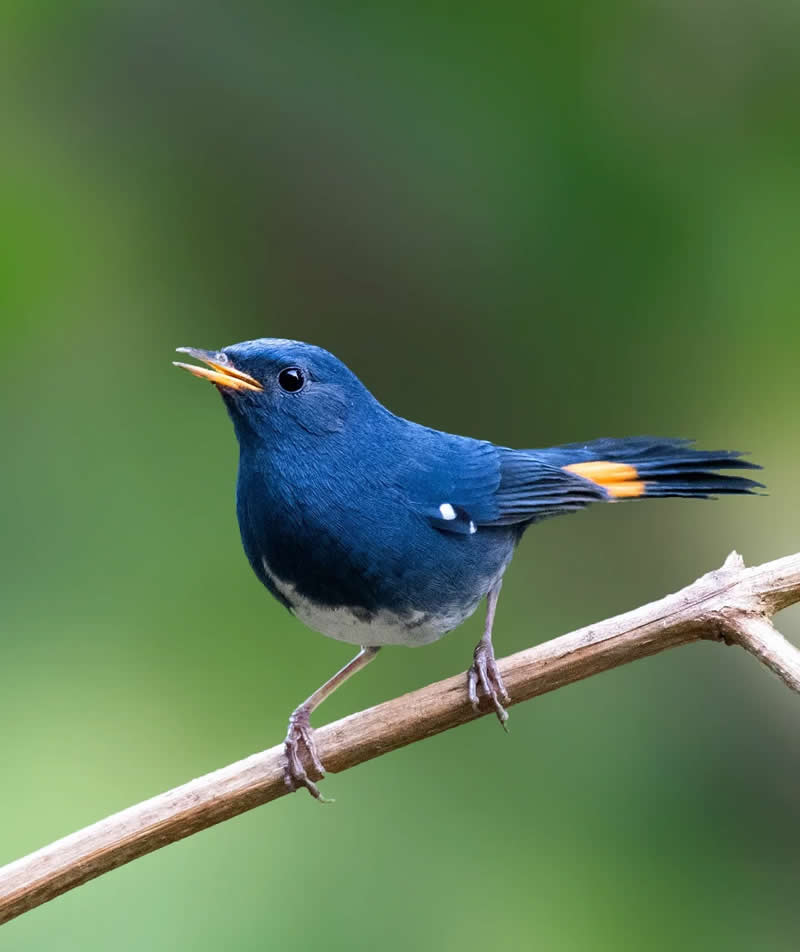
[[2, 549, 799, 925]]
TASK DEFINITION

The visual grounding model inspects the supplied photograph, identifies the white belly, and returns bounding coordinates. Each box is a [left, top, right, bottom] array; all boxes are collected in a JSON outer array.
[[262, 557, 481, 646]]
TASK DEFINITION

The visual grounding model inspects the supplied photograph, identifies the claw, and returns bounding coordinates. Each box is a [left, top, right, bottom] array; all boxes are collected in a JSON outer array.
[[467, 637, 510, 726], [467, 665, 480, 711], [283, 708, 333, 802]]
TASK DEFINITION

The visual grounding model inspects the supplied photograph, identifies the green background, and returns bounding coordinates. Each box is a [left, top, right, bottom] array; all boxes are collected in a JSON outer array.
[[2, 2, 799, 949]]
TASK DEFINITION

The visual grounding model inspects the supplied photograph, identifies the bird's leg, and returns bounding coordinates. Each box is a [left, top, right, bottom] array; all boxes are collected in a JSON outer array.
[[284, 645, 380, 801], [467, 581, 510, 726]]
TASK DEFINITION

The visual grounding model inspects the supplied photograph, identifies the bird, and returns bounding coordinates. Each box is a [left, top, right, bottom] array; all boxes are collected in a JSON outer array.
[[174, 338, 762, 799]]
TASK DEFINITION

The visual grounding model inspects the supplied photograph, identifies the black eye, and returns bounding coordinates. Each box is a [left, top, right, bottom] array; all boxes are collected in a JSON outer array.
[[278, 367, 305, 392]]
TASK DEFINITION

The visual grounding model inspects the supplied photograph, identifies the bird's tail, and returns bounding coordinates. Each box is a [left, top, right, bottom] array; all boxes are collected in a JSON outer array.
[[546, 437, 763, 500]]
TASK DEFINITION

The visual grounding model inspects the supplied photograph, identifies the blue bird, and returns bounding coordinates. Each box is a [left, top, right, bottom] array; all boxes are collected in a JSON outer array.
[[174, 339, 762, 798]]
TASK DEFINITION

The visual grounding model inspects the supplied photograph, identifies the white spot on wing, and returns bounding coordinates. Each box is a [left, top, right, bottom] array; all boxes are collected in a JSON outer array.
[[469, 521, 477, 534], [439, 503, 456, 521]]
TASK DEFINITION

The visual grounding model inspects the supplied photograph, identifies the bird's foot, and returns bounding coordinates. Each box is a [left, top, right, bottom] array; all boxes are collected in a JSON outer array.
[[283, 706, 331, 802], [467, 636, 510, 727]]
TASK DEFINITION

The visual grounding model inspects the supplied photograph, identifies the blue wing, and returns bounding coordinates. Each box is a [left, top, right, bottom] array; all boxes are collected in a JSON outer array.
[[402, 432, 605, 535]]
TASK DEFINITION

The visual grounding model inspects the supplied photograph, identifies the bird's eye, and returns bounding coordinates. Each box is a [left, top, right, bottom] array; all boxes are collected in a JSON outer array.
[[278, 367, 306, 392]]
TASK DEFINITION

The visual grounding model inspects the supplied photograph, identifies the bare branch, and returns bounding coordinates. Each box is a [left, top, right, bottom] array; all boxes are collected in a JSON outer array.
[[727, 614, 800, 691], [2, 550, 799, 925]]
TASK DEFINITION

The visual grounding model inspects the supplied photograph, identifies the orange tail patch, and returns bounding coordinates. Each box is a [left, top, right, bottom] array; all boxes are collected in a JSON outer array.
[[564, 461, 646, 499]]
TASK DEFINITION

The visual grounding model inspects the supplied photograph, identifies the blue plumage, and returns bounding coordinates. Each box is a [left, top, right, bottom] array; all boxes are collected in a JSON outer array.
[[175, 338, 762, 798]]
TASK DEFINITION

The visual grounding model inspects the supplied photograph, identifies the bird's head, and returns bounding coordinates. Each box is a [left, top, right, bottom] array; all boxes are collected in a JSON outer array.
[[174, 338, 371, 446]]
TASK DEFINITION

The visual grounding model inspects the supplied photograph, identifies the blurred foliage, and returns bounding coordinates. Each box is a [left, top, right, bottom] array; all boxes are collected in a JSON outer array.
[[2, 2, 799, 950]]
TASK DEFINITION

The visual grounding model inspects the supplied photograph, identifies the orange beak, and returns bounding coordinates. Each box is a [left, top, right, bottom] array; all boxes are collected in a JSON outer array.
[[173, 347, 263, 392]]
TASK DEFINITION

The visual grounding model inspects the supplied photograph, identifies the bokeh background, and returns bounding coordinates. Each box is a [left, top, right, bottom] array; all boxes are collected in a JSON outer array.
[[2, 2, 799, 949]]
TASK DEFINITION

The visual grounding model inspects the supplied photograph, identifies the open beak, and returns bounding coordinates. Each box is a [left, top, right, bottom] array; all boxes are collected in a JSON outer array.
[[173, 347, 263, 392]]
